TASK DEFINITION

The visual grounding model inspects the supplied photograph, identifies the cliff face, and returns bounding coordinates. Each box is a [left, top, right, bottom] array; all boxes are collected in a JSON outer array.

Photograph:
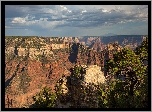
[[89, 38, 103, 51], [5, 37, 70, 60], [104, 36, 144, 51], [78, 35, 144, 50], [5, 53, 73, 108], [5, 37, 72, 108], [75, 42, 122, 70]]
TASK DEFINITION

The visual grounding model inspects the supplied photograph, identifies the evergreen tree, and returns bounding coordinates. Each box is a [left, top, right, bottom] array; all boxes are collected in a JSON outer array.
[[103, 37, 148, 108], [31, 87, 56, 108]]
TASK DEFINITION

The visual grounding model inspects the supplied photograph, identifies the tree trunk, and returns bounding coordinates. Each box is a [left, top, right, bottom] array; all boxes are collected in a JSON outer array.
[[129, 77, 137, 96]]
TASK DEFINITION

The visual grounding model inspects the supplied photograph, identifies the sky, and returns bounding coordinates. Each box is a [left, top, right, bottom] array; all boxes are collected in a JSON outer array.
[[5, 5, 148, 37]]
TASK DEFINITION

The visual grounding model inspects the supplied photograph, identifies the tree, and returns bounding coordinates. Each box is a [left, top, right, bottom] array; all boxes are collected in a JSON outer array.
[[135, 36, 148, 62], [103, 40, 148, 108], [31, 87, 56, 108], [106, 47, 146, 85]]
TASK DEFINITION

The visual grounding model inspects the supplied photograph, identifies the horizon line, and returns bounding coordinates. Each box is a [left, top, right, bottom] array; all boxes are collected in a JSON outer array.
[[5, 34, 148, 37]]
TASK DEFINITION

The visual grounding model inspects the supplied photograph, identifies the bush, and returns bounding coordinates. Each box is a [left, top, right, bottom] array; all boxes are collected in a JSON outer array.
[[31, 87, 57, 108]]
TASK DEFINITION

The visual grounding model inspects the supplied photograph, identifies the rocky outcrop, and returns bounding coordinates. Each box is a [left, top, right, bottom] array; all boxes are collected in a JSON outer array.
[[89, 38, 103, 51], [106, 42, 122, 59], [85, 65, 105, 85], [60, 65, 105, 93], [56, 65, 106, 108], [51, 44, 68, 50], [5, 47, 15, 55], [78, 35, 144, 49], [86, 37, 97, 46], [5, 37, 70, 60]]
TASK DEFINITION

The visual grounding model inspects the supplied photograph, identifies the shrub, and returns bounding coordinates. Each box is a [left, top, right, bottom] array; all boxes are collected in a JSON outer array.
[[31, 87, 57, 108]]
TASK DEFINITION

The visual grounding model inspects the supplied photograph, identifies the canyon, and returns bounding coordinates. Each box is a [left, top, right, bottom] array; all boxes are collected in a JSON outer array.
[[5, 35, 145, 108]]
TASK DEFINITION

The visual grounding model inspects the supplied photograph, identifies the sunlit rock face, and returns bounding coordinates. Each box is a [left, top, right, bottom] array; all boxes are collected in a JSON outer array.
[[84, 65, 106, 85], [5, 47, 15, 55], [51, 44, 65, 49], [59, 65, 106, 94]]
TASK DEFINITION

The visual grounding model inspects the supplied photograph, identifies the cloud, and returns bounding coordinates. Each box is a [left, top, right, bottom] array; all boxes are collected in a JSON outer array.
[[11, 14, 36, 26], [12, 17, 26, 23], [82, 10, 87, 13], [5, 5, 148, 32]]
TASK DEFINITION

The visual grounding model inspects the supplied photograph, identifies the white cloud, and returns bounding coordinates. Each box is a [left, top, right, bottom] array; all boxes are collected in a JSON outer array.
[[60, 5, 67, 10], [102, 9, 108, 12], [62, 15, 67, 18], [39, 18, 48, 21], [45, 8, 54, 13], [12, 17, 26, 23], [68, 10, 72, 13], [11, 14, 37, 25], [82, 10, 87, 13]]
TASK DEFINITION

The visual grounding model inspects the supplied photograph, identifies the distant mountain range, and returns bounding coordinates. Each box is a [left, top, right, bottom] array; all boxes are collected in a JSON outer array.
[[78, 35, 146, 47], [102, 33, 117, 36]]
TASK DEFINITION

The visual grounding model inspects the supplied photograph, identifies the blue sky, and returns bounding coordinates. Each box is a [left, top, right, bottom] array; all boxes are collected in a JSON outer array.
[[5, 5, 148, 36]]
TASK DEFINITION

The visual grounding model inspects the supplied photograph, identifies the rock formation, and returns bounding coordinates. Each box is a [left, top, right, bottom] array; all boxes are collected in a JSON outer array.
[[89, 37, 103, 51], [56, 65, 106, 108]]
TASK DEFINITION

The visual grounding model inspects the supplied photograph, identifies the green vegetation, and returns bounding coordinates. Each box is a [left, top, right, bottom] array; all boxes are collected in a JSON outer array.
[[135, 36, 148, 62], [37, 54, 48, 64], [51, 38, 64, 44], [5, 36, 38, 39], [5, 54, 16, 61], [5, 36, 45, 49], [31, 42, 45, 49], [78, 44, 88, 54], [70, 65, 86, 79], [103, 36, 148, 108], [43, 38, 51, 44], [31, 87, 57, 108], [19, 72, 32, 94]]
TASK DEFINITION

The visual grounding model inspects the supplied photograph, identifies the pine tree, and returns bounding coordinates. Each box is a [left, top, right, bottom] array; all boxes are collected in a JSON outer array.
[[103, 37, 148, 108]]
